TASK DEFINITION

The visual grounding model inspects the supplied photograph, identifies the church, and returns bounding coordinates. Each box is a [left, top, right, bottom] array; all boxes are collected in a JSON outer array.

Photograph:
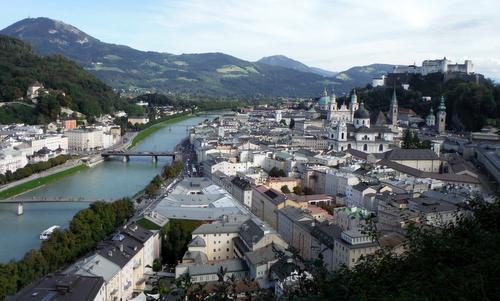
[[425, 96, 447, 134], [326, 89, 398, 153]]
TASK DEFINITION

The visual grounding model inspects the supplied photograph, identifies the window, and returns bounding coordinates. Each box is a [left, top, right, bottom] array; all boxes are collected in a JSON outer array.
[[379, 144, 383, 151], [341, 132, 344, 139], [363, 144, 368, 151], [348, 143, 351, 149]]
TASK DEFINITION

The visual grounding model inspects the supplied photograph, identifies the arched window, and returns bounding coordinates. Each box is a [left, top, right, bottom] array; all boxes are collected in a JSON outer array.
[[341, 146, 344, 151], [362, 120, 365, 125], [363, 144, 368, 151], [341, 133, 345, 139], [348, 144, 351, 149], [379, 144, 383, 151]]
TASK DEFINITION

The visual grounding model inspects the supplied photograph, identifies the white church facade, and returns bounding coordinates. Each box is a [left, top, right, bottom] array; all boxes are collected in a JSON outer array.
[[326, 90, 398, 153]]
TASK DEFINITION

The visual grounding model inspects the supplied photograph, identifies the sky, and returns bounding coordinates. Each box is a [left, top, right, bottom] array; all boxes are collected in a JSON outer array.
[[1, 0, 499, 79]]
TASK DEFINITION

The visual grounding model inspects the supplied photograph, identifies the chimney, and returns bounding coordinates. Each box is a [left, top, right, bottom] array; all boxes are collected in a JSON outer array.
[[120, 244, 124, 252], [108, 250, 113, 257]]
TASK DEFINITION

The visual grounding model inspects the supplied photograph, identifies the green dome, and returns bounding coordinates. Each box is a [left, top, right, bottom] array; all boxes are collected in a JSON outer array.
[[318, 96, 330, 106]]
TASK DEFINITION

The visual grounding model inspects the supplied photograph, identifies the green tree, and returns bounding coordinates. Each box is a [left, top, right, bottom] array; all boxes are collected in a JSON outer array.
[[281, 185, 291, 193]]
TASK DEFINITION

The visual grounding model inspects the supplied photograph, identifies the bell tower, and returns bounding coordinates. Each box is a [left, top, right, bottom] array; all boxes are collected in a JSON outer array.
[[390, 88, 398, 126], [436, 96, 446, 134]]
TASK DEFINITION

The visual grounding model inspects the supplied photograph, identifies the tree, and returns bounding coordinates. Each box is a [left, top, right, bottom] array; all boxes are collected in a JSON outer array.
[[281, 185, 291, 193], [297, 197, 500, 301], [269, 167, 286, 177]]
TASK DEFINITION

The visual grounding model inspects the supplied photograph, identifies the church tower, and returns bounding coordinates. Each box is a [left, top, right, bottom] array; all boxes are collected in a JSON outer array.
[[436, 96, 446, 134], [337, 120, 347, 142], [390, 88, 398, 126], [426, 107, 435, 126], [327, 89, 337, 122], [349, 89, 359, 122]]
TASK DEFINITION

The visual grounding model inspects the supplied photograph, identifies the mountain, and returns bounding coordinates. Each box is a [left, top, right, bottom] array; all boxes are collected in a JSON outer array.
[[257, 55, 337, 77], [0, 34, 125, 123], [334, 64, 394, 86], [1, 18, 391, 98]]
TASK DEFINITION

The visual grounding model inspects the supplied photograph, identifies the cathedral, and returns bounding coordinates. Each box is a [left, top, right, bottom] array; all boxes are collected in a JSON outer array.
[[326, 89, 398, 153]]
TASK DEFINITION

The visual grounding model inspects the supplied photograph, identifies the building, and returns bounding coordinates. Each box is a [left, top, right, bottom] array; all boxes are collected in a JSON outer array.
[[251, 186, 305, 230], [96, 234, 145, 300], [333, 228, 379, 270], [436, 96, 447, 134], [392, 58, 473, 76], [328, 100, 395, 153], [66, 128, 104, 151], [383, 148, 441, 172], [231, 176, 253, 208], [325, 89, 359, 123], [6, 274, 105, 301], [62, 118, 77, 129], [69, 254, 122, 301], [128, 117, 149, 125], [0, 147, 28, 174], [264, 177, 301, 192]]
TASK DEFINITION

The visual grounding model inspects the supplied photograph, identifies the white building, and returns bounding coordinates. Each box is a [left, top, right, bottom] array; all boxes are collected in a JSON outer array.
[[0, 147, 28, 174], [66, 128, 104, 151]]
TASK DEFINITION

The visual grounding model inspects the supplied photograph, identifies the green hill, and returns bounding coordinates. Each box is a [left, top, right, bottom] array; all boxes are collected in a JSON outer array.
[[0, 17, 389, 98], [0, 34, 125, 124]]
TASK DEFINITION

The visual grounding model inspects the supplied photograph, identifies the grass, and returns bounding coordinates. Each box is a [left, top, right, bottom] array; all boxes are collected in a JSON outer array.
[[136, 218, 162, 230], [0, 165, 88, 200], [128, 113, 192, 149]]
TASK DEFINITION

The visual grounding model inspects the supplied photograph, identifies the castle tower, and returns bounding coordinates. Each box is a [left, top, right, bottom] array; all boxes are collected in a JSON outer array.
[[436, 96, 446, 134], [390, 88, 398, 126], [426, 107, 435, 126], [349, 89, 359, 122]]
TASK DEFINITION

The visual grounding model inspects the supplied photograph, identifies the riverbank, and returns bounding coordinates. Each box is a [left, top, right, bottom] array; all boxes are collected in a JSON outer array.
[[0, 164, 88, 200], [128, 113, 192, 149]]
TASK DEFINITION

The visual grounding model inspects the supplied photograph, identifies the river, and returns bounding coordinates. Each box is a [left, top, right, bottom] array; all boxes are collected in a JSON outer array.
[[0, 115, 209, 262]]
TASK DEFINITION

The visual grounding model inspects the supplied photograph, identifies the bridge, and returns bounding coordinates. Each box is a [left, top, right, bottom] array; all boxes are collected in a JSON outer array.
[[1, 197, 110, 215], [101, 150, 178, 162]]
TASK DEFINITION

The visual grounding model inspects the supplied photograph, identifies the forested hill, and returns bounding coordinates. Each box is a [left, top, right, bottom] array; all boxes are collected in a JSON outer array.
[[0, 34, 125, 124], [339, 73, 500, 131]]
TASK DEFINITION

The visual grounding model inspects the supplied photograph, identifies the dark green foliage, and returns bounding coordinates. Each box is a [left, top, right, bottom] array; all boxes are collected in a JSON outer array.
[[346, 75, 500, 131], [163, 160, 184, 179], [402, 128, 431, 149], [281, 185, 291, 193], [0, 198, 134, 300], [297, 198, 500, 301], [161, 220, 203, 264], [0, 34, 126, 123], [152, 259, 162, 272], [145, 175, 163, 198], [0, 154, 70, 185], [268, 167, 286, 177]]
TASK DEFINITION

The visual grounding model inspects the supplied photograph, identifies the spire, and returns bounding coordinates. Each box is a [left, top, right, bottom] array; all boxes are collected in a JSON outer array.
[[331, 88, 336, 98], [323, 87, 328, 97], [350, 89, 358, 103], [438, 96, 446, 111], [391, 88, 398, 106]]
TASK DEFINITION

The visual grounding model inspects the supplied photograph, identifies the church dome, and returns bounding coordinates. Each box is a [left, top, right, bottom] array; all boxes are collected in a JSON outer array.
[[354, 102, 370, 119], [318, 96, 330, 106]]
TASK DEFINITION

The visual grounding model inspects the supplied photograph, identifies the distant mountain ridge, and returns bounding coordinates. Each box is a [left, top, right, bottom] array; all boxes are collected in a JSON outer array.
[[257, 55, 338, 77], [1, 17, 394, 98]]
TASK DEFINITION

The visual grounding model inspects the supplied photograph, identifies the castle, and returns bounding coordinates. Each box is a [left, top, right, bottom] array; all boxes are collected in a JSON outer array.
[[392, 57, 473, 76]]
